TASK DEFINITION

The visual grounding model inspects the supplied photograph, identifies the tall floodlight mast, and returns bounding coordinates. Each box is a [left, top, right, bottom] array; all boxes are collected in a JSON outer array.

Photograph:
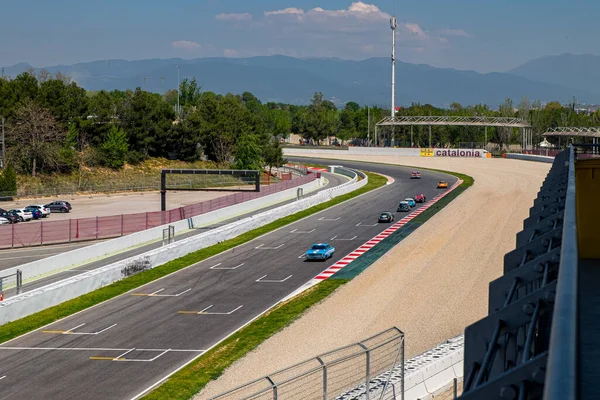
[[390, 16, 397, 120]]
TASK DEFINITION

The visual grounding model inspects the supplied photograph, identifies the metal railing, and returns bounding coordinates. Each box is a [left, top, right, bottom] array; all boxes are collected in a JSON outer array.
[[208, 328, 405, 400], [0, 269, 22, 300], [0, 173, 317, 249], [459, 145, 577, 399], [543, 145, 578, 400]]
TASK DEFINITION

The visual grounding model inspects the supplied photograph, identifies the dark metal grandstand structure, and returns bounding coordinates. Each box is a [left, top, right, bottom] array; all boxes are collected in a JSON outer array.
[[459, 144, 600, 400]]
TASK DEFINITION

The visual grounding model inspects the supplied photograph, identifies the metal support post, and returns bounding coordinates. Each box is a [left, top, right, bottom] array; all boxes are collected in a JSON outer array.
[[484, 126, 488, 151], [121, 214, 124, 236], [1, 117, 4, 169], [401, 336, 405, 400], [367, 106, 370, 147], [17, 269, 22, 294], [428, 125, 432, 148], [375, 125, 379, 147], [358, 343, 371, 400], [317, 357, 327, 400], [95, 216, 99, 239], [255, 172, 260, 192], [411, 125, 414, 147], [160, 171, 167, 212]]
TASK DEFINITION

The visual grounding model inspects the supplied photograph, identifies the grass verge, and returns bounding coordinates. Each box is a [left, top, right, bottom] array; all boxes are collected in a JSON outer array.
[[0, 172, 386, 345], [144, 279, 348, 400]]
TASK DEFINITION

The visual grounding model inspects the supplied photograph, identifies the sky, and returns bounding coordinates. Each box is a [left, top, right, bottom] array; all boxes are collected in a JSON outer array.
[[0, 0, 598, 73]]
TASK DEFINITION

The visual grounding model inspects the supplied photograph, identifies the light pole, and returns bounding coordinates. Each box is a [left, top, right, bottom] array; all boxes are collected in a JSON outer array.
[[176, 65, 180, 117], [390, 16, 397, 147]]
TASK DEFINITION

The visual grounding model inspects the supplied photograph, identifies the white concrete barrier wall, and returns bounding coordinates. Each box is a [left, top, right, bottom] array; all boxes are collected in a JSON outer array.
[[5, 177, 322, 283], [506, 153, 554, 163], [284, 147, 487, 158], [0, 168, 366, 324]]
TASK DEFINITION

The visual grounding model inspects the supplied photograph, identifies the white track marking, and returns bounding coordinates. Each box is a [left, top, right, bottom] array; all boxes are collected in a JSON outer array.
[[254, 244, 284, 250], [43, 323, 117, 335], [356, 222, 377, 227], [210, 263, 244, 270], [334, 236, 357, 241], [0, 347, 205, 352], [290, 228, 315, 234], [256, 275, 293, 283], [318, 216, 340, 221]]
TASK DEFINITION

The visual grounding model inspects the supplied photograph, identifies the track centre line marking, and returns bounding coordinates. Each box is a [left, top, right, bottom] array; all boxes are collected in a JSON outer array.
[[256, 274, 293, 283]]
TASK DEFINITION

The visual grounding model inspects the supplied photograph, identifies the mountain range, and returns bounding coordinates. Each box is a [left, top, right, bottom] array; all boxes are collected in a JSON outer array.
[[2, 53, 599, 108]]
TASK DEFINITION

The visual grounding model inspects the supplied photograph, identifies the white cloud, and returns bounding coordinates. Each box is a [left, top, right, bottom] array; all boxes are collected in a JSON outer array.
[[215, 13, 253, 21], [171, 41, 201, 51], [439, 29, 471, 37], [264, 7, 304, 17], [215, 2, 460, 61], [223, 48, 239, 57]]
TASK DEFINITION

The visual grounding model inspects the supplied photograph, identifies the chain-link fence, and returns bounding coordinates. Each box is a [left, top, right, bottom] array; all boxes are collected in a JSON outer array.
[[207, 328, 404, 400]]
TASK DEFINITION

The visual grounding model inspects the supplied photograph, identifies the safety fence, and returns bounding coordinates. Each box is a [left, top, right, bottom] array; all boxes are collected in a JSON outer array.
[[0, 269, 22, 299], [0, 173, 317, 249], [208, 328, 404, 400]]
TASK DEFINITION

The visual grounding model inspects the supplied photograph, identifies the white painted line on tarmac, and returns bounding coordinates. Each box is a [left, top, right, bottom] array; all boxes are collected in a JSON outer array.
[[318, 216, 340, 221], [330, 235, 338, 241], [115, 348, 136, 360], [43, 323, 117, 335], [255, 244, 284, 250], [356, 222, 377, 227], [210, 263, 244, 270], [332, 236, 357, 241], [290, 228, 315, 234], [0, 347, 205, 352], [256, 275, 293, 283], [298, 254, 306, 259], [0, 376, 6, 381], [178, 304, 243, 315]]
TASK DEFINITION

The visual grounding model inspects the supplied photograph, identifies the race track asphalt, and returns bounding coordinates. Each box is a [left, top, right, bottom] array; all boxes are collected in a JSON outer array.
[[0, 173, 348, 297], [0, 160, 457, 400]]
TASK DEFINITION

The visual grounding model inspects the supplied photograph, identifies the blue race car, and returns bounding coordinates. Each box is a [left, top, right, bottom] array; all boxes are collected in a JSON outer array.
[[305, 243, 335, 261], [404, 198, 416, 207]]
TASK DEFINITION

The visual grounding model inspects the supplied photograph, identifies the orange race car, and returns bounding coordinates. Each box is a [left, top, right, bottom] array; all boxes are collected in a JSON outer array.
[[437, 181, 449, 189]]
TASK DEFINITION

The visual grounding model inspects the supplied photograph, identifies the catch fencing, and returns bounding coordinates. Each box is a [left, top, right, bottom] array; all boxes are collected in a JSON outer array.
[[208, 328, 404, 400], [0, 173, 317, 249]]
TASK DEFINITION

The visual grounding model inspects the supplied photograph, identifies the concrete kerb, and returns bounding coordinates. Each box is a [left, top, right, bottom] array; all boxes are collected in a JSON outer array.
[[0, 168, 365, 325], [3, 177, 324, 285]]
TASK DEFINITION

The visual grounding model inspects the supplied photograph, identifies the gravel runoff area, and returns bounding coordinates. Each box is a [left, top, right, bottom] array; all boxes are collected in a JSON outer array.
[[197, 154, 551, 399], [0, 189, 238, 222]]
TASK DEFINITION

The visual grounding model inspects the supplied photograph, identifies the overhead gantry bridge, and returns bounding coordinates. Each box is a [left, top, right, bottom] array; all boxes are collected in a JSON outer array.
[[375, 116, 532, 149]]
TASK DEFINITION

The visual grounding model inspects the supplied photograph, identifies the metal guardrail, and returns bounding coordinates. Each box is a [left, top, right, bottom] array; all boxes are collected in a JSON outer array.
[[459, 145, 577, 399], [543, 145, 578, 400], [208, 328, 405, 400]]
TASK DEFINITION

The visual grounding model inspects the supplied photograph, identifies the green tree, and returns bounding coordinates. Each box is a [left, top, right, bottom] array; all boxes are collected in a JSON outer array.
[[7, 100, 65, 176], [101, 125, 129, 169], [234, 131, 263, 170], [263, 138, 286, 176], [1, 164, 17, 196]]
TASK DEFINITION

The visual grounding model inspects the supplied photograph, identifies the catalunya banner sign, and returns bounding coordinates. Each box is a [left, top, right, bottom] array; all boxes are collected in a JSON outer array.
[[420, 148, 486, 158]]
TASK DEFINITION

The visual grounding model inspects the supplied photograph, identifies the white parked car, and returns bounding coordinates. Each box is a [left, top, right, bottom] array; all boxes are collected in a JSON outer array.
[[9, 208, 33, 222], [27, 204, 51, 217], [0, 217, 9, 225]]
